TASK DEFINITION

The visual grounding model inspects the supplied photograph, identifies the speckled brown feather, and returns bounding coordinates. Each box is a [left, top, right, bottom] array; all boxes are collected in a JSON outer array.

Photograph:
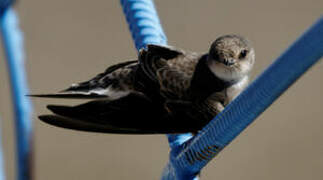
[[139, 44, 204, 100], [62, 60, 138, 93]]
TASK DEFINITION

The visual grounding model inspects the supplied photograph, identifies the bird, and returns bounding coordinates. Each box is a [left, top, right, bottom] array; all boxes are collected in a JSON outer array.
[[30, 34, 255, 134]]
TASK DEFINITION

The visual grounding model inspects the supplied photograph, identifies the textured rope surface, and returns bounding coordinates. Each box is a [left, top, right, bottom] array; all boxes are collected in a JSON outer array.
[[120, 0, 167, 51], [0, 8, 33, 180]]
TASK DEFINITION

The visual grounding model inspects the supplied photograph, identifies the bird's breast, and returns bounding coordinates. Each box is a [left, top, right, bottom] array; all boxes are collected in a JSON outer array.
[[224, 76, 249, 104]]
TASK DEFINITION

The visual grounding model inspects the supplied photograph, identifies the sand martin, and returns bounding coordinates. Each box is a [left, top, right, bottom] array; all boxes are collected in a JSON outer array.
[[31, 34, 255, 134]]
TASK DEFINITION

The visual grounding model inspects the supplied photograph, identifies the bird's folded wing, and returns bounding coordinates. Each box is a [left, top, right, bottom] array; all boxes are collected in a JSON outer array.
[[136, 44, 195, 100], [138, 44, 184, 83], [146, 44, 184, 59], [61, 60, 137, 93], [39, 115, 140, 134], [38, 93, 204, 134]]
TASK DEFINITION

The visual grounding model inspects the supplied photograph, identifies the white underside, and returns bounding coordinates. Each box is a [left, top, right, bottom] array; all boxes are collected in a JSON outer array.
[[225, 76, 249, 102]]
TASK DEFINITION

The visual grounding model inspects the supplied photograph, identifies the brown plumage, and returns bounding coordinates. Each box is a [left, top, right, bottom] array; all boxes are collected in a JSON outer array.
[[30, 34, 255, 134]]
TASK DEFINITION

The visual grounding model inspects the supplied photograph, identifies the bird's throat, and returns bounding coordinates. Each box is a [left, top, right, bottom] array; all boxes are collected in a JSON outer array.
[[189, 55, 233, 101]]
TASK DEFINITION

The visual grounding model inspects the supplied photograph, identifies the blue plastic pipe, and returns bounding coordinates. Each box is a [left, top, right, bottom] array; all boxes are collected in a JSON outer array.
[[0, 8, 33, 180]]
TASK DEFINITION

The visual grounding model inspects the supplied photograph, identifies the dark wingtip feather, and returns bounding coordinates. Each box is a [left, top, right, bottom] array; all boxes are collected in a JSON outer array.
[[46, 104, 88, 120], [46, 105, 73, 116], [38, 114, 106, 133], [38, 115, 59, 124], [38, 114, 148, 134]]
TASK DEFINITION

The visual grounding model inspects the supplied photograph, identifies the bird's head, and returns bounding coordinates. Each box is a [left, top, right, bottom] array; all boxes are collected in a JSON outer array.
[[207, 34, 255, 82]]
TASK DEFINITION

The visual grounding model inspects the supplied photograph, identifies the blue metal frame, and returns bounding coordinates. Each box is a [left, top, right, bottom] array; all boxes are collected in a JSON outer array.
[[120, 0, 323, 179], [0, 7, 33, 180]]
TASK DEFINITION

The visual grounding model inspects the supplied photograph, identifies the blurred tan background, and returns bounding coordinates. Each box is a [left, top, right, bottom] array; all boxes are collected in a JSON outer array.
[[0, 0, 322, 179]]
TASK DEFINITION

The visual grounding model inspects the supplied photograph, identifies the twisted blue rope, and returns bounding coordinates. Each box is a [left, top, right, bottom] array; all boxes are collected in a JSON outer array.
[[120, 1, 323, 179], [0, 7, 33, 180], [120, 0, 167, 50]]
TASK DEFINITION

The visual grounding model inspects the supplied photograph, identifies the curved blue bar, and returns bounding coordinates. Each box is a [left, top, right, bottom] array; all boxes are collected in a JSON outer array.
[[0, 2, 16, 180], [0, 8, 33, 180]]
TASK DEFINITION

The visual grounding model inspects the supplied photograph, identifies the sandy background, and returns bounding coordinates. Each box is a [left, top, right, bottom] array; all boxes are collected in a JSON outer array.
[[0, 0, 322, 179]]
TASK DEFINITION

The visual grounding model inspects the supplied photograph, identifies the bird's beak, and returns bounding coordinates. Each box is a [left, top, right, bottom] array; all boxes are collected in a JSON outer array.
[[219, 58, 235, 66]]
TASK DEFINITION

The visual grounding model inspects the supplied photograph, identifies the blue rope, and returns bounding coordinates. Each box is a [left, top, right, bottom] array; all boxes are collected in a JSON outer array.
[[120, 0, 167, 50], [0, 7, 33, 180], [0, 2, 14, 180]]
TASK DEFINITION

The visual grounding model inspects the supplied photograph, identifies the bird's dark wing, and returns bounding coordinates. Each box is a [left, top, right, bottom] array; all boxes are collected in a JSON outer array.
[[164, 96, 225, 133], [39, 93, 205, 134], [39, 115, 136, 134], [137, 45, 184, 84], [146, 44, 184, 59], [165, 100, 212, 131], [29, 60, 138, 99], [136, 44, 201, 100]]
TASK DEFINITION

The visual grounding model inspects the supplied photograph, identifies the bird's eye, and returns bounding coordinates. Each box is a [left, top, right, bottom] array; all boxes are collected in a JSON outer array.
[[239, 50, 248, 59]]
